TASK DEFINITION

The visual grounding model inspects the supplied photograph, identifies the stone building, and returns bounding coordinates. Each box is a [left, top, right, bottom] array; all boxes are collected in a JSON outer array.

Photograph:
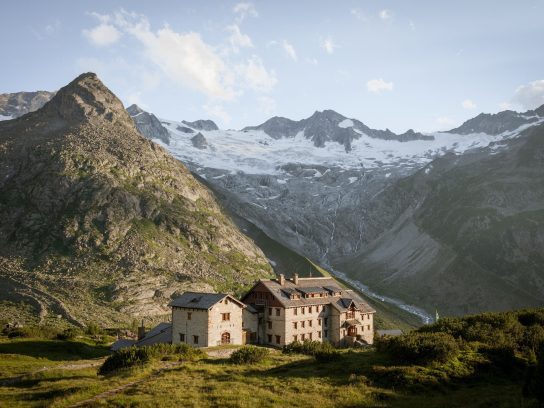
[[170, 292, 257, 347], [241, 274, 375, 347]]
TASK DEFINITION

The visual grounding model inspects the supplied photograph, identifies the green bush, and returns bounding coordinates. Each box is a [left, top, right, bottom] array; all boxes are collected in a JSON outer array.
[[230, 346, 269, 364], [282, 340, 340, 362], [98, 343, 203, 375], [376, 332, 459, 365], [6, 325, 60, 339], [56, 327, 82, 340]]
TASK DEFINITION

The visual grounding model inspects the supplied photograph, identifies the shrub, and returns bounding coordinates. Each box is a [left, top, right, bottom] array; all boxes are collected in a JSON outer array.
[[56, 327, 82, 340], [98, 343, 203, 375], [6, 325, 60, 339], [85, 322, 102, 336], [377, 332, 459, 365], [282, 340, 340, 362], [230, 346, 269, 364]]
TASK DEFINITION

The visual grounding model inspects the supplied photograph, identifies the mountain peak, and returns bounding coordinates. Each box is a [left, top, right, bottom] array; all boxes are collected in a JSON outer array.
[[40, 72, 133, 127]]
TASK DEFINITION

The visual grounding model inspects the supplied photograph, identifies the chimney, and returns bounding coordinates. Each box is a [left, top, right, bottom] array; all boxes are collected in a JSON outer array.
[[137, 319, 146, 340], [278, 274, 285, 285], [293, 273, 299, 285]]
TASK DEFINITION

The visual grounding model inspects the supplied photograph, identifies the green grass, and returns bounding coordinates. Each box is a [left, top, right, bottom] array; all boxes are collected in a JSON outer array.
[[0, 336, 540, 407]]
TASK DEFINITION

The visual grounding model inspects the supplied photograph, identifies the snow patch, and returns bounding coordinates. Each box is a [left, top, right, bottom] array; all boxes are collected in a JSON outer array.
[[338, 119, 354, 128], [348, 177, 358, 184], [0, 115, 13, 121]]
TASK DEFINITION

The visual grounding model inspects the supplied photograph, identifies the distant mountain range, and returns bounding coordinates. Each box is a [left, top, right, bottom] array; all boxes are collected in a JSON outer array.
[[2, 79, 543, 321]]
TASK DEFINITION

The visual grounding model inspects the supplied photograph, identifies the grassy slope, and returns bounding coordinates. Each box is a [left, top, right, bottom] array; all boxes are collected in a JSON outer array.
[[0, 339, 536, 407]]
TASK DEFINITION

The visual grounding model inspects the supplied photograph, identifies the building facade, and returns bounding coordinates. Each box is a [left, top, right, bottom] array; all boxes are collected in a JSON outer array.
[[170, 292, 257, 347], [241, 274, 375, 347]]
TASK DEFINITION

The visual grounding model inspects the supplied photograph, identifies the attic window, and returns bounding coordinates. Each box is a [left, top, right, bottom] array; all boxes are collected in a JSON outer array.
[[225, 298, 229, 304]]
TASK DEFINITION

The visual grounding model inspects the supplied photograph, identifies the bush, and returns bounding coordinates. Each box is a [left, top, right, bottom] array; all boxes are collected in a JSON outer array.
[[98, 343, 203, 375], [6, 325, 60, 339], [230, 346, 269, 364], [56, 327, 82, 340], [376, 332, 459, 365], [282, 340, 340, 362]]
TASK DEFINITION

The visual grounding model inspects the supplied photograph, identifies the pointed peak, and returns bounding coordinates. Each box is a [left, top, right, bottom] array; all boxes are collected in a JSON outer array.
[[40, 72, 133, 127], [127, 104, 145, 115]]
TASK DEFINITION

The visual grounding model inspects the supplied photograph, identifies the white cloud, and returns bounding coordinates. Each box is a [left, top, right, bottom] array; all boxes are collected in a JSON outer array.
[[233, 2, 258, 22], [379, 9, 392, 20], [45, 20, 61, 35], [461, 99, 477, 109], [257, 96, 277, 115], [321, 36, 336, 54], [512, 80, 544, 110], [203, 103, 231, 124], [108, 11, 236, 100], [282, 40, 297, 61], [350, 9, 367, 22], [226, 24, 253, 53], [83, 23, 121, 47], [237, 56, 277, 92], [366, 78, 394, 94]]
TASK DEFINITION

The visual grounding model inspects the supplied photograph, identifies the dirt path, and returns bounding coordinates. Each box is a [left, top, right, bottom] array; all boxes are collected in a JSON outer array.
[[205, 347, 240, 358], [0, 358, 106, 386], [68, 362, 183, 407]]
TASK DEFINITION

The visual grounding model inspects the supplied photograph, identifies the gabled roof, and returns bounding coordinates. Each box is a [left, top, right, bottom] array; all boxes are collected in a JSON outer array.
[[136, 322, 172, 347], [169, 292, 245, 310], [244, 276, 376, 313]]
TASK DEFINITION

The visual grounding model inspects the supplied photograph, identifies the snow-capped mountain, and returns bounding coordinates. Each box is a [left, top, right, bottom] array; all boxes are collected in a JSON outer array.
[[127, 104, 170, 144], [155, 106, 544, 318], [0, 91, 55, 119]]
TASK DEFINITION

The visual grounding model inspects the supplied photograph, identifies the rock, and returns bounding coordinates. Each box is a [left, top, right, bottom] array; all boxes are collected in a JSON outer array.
[[191, 132, 208, 149], [127, 104, 170, 144]]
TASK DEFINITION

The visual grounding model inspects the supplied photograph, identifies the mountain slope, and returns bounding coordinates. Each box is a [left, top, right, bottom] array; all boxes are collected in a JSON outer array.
[[127, 104, 170, 144], [0, 90, 55, 119], [335, 122, 544, 315], [0, 73, 272, 326]]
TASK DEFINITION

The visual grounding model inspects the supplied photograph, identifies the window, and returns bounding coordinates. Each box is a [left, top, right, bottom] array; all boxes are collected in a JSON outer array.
[[276, 308, 281, 316], [367, 325, 371, 330], [309, 333, 313, 340], [302, 307, 305, 314], [316, 305, 320, 312], [187, 312, 192, 320], [193, 335, 199, 344], [318, 331, 321, 338], [222, 313, 230, 321], [301, 321, 305, 328], [179, 333, 185, 342], [309, 306, 312, 313], [324, 318, 328, 326], [267, 334, 272, 343], [293, 322, 297, 329], [324, 330, 328, 338], [294, 308, 298, 316], [225, 298, 229, 304], [267, 320, 272, 329], [301, 333, 305, 341], [318, 318, 322, 326], [268, 307, 272, 315], [275, 335, 281, 344], [308, 320, 312, 327], [293, 335, 298, 342]]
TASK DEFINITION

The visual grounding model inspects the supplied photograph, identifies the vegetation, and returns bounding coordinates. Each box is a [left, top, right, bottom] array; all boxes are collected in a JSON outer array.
[[283, 340, 340, 362], [98, 343, 203, 375], [229, 346, 270, 364], [0, 308, 543, 406]]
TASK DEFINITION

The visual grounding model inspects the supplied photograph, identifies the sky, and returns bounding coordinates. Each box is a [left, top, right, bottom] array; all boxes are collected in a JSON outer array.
[[2, 0, 544, 132]]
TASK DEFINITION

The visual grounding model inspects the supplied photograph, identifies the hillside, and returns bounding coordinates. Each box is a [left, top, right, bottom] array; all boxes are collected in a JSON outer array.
[[335, 122, 544, 315], [0, 73, 273, 327]]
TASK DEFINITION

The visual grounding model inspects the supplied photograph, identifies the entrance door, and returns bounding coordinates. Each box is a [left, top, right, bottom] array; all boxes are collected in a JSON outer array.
[[221, 332, 231, 344], [347, 326, 357, 337]]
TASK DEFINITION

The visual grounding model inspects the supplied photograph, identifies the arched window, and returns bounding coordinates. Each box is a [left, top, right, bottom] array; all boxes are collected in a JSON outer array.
[[221, 332, 231, 344]]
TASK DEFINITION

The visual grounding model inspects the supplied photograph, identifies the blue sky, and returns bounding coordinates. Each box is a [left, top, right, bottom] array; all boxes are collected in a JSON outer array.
[[2, 0, 544, 132]]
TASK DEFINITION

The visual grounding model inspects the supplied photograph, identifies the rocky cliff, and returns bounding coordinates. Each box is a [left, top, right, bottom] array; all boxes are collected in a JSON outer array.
[[127, 104, 170, 144], [0, 73, 272, 326], [0, 90, 55, 119]]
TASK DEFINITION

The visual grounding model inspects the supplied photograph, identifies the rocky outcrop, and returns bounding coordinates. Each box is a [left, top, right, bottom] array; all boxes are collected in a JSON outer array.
[[182, 119, 219, 131], [446, 108, 541, 135], [127, 104, 170, 144], [191, 132, 208, 149], [0, 73, 272, 325], [0, 91, 55, 119]]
